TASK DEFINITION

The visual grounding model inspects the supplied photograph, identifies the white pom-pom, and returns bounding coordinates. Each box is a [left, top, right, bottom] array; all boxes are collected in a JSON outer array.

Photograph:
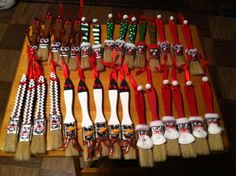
[[157, 14, 162, 19], [163, 79, 169, 85], [186, 80, 192, 86], [92, 18, 98, 23], [183, 20, 188, 24], [81, 17, 86, 22], [145, 83, 152, 90], [172, 80, 179, 86], [131, 16, 136, 22], [170, 16, 174, 20], [108, 13, 113, 19], [123, 14, 128, 20], [202, 76, 209, 82], [137, 85, 143, 91]]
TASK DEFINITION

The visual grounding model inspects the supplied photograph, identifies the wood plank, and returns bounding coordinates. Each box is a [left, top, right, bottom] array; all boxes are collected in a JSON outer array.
[[0, 165, 39, 176], [0, 157, 42, 168], [0, 23, 8, 42]]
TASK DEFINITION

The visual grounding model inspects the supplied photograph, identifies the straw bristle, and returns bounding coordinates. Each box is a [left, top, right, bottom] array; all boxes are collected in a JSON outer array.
[[153, 144, 167, 162], [38, 48, 49, 61], [103, 49, 113, 63], [64, 56, 70, 68], [123, 54, 134, 69], [83, 144, 95, 161], [189, 60, 204, 75], [109, 142, 121, 159], [96, 57, 105, 72], [47, 129, 63, 150], [166, 139, 181, 156], [123, 146, 137, 160], [208, 133, 224, 151], [134, 53, 145, 68], [68, 57, 78, 71], [193, 138, 210, 155], [15, 141, 30, 161], [149, 59, 160, 72], [138, 148, 154, 167], [180, 143, 197, 158], [160, 53, 172, 67], [4, 133, 18, 152], [101, 142, 109, 157], [114, 50, 123, 65], [65, 141, 80, 156], [30, 135, 46, 154], [175, 55, 186, 67], [81, 55, 91, 70], [53, 52, 60, 65]]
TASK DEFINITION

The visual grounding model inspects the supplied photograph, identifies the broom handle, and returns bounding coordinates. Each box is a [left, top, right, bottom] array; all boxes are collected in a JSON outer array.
[[94, 88, 106, 123], [63, 88, 75, 123], [120, 91, 132, 125], [108, 89, 120, 125]]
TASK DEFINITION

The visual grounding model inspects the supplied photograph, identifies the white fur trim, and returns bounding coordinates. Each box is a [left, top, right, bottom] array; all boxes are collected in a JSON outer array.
[[135, 124, 150, 131], [192, 128, 207, 138], [170, 16, 174, 20], [145, 83, 151, 90], [137, 135, 153, 149], [208, 124, 222, 134], [104, 39, 114, 44], [164, 128, 179, 139], [108, 13, 113, 18], [178, 132, 195, 144], [172, 80, 179, 86], [186, 80, 192, 86], [115, 39, 125, 44], [163, 79, 170, 85], [92, 44, 102, 49], [92, 18, 98, 23], [137, 85, 143, 91], [123, 14, 128, 19], [205, 113, 219, 119], [157, 14, 162, 19], [151, 133, 166, 145], [150, 120, 163, 127], [189, 116, 203, 122], [80, 42, 91, 48], [183, 20, 188, 24], [176, 118, 189, 124], [202, 76, 209, 82], [125, 42, 135, 48], [162, 116, 176, 122]]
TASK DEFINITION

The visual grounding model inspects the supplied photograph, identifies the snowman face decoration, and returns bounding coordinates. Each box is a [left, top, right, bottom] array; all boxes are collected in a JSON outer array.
[[95, 122, 108, 139], [93, 47, 102, 58], [19, 125, 31, 141], [115, 41, 125, 50], [7, 118, 19, 134], [81, 45, 90, 56], [187, 48, 198, 58], [109, 124, 121, 139], [159, 41, 170, 53], [149, 47, 160, 59], [33, 119, 45, 135], [83, 125, 95, 141], [51, 41, 61, 52], [136, 45, 146, 54], [49, 115, 61, 130], [122, 125, 135, 140], [105, 41, 114, 50], [39, 38, 50, 48], [125, 45, 135, 55], [70, 46, 80, 57], [60, 46, 70, 56], [64, 122, 76, 137], [173, 44, 183, 55]]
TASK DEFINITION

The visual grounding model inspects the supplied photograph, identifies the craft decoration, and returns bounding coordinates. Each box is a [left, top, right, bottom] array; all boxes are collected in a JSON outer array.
[[103, 13, 115, 63], [38, 12, 53, 61], [80, 16, 91, 70], [92, 18, 104, 72], [148, 17, 160, 72], [168, 16, 185, 67], [123, 16, 137, 69], [134, 16, 147, 68], [156, 14, 172, 67]]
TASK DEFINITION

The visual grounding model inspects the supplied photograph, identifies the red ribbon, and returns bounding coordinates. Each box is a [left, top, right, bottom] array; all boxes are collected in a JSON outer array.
[[61, 56, 69, 79], [168, 17, 180, 45], [73, 50, 85, 81], [89, 52, 99, 79], [156, 16, 166, 42], [49, 51, 58, 73]]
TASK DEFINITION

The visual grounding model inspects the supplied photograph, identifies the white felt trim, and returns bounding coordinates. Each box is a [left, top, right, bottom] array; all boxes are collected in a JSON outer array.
[[178, 132, 195, 144], [120, 92, 132, 125], [150, 120, 163, 127], [162, 116, 176, 122], [80, 42, 91, 48], [208, 124, 222, 134], [63, 90, 75, 123], [192, 128, 207, 138], [93, 89, 106, 123], [104, 39, 114, 43], [125, 42, 135, 48], [92, 44, 102, 49], [176, 118, 189, 124], [205, 113, 219, 119], [164, 128, 179, 139], [151, 133, 166, 145], [137, 135, 153, 149], [115, 39, 125, 44], [189, 116, 203, 122], [108, 90, 120, 125], [135, 124, 150, 131]]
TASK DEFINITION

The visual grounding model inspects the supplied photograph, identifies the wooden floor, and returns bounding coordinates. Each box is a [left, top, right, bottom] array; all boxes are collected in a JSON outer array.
[[0, 2, 236, 176]]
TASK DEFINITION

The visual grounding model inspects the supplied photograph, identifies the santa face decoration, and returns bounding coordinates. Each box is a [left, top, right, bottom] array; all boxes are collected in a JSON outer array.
[[173, 44, 183, 55], [177, 122, 191, 133], [93, 47, 103, 58], [190, 120, 204, 130], [122, 124, 135, 140], [115, 41, 125, 51], [60, 46, 70, 57], [137, 129, 149, 137], [64, 122, 77, 138], [95, 122, 108, 140], [149, 47, 160, 59], [105, 41, 115, 50], [81, 45, 91, 56], [82, 125, 95, 141], [70, 46, 80, 57], [51, 41, 61, 52], [125, 45, 135, 55], [7, 117, 20, 134], [39, 37, 50, 49], [163, 120, 176, 129], [109, 124, 121, 139], [136, 44, 146, 55], [159, 41, 170, 53], [187, 48, 198, 59], [33, 118, 45, 135], [206, 117, 218, 125], [49, 115, 61, 131], [19, 124, 32, 141], [151, 125, 164, 135]]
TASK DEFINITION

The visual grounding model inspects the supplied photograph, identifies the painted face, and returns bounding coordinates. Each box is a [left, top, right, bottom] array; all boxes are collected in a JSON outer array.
[[173, 44, 183, 55], [105, 41, 114, 50], [19, 125, 31, 141], [163, 120, 176, 129], [115, 41, 125, 50], [7, 118, 20, 134], [177, 122, 190, 133], [159, 41, 170, 53], [187, 48, 198, 58], [109, 124, 121, 139], [81, 45, 90, 56], [51, 41, 61, 52], [64, 122, 77, 137], [137, 129, 149, 137], [122, 125, 135, 140], [151, 125, 164, 135], [70, 46, 80, 57], [149, 47, 160, 59], [60, 46, 70, 56], [39, 37, 50, 48], [49, 115, 61, 130], [190, 120, 204, 129], [93, 47, 102, 58], [82, 125, 95, 141], [30, 45, 39, 51], [136, 45, 146, 55], [95, 122, 108, 139], [206, 118, 218, 125], [125, 45, 135, 55], [33, 118, 45, 135]]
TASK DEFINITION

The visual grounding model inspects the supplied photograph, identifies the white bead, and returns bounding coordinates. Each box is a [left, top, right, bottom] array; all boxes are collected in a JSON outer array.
[[202, 76, 209, 82], [131, 16, 136, 22], [145, 83, 152, 89], [163, 79, 169, 85], [108, 13, 113, 18], [81, 17, 86, 21], [157, 14, 162, 19], [137, 85, 143, 91], [123, 14, 128, 19], [92, 18, 98, 23], [183, 20, 188, 24], [186, 80, 192, 86], [170, 16, 174, 20], [172, 80, 179, 86]]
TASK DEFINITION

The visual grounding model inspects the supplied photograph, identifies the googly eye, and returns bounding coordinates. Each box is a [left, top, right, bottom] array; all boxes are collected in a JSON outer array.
[[64, 47, 69, 51], [40, 38, 44, 43], [75, 47, 80, 50], [56, 42, 61, 47], [44, 38, 49, 43], [60, 47, 64, 51]]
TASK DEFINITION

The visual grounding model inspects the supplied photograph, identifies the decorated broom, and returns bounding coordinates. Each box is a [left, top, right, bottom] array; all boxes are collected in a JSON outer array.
[[80, 16, 91, 70], [156, 14, 172, 67], [123, 16, 137, 69], [103, 13, 115, 63], [180, 16, 204, 75], [47, 53, 63, 150], [61, 58, 81, 156], [148, 17, 160, 72], [183, 66, 209, 155], [114, 14, 129, 65], [136, 64, 167, 162], [134, 16, 147, 68], [38, 13, 53, 62], [201, 76, 224, 151], [92, 18, 104, 72], [161, 65, 180, 156], [171, 64, 196, 158], [168, 16, 185, 67]]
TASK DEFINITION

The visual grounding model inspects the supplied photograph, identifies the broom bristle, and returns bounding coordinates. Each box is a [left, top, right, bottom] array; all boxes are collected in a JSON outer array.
[[160, 53, 172, 67], [4, 133, 18, 152], [114, 51, 123, 65], [64, 56, 70, 68], [193, 138, 210, 155], [53, 52, 60, 65], [38, 48, 49, 61], [153, 144, 167, 162], [83, 144, 95, 161], [81, 56, 91, 70], [134, 53, 145, 68], [189, 60, 204, 75], [123, 54, 135, 69], [124, 146, 137, 160], [101, 142, 109, 157], [166, 139, 181, 156], [68, 57, 78, 71], [15, 141, 30, 161], [109, 142, 121, 159], [65, 140, 80, 156], [47, 129, 63, 150], [96, 57, 105, 72], [208, 134, 224, 151], [30, 135, 46, 154], [149, 59, 160, 72], [175, 55, 186, 67], [138, 148, 154, 167], [103, 49, 113, 63], [180, 144, 197, 158]]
